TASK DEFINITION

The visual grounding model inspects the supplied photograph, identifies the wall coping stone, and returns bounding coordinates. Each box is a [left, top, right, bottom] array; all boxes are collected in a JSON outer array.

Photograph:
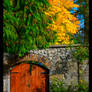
[[50, 44, 89, 48]]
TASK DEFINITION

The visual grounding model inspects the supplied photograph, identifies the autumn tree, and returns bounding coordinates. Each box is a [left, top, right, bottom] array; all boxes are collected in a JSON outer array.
[[44, 0, 80, 45]]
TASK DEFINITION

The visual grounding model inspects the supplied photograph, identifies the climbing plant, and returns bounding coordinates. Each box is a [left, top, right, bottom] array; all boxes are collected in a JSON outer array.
[[73, 45, 89, 62], [3, 0, 57, 57], [72, 45, 89, 84]]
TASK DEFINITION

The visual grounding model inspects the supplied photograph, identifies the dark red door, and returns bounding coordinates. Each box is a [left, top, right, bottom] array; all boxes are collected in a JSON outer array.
[[10, 63, 49, 92]]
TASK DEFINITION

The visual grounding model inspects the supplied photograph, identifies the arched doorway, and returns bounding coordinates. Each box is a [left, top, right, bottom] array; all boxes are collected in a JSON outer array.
[[10, 62, 49, 92]]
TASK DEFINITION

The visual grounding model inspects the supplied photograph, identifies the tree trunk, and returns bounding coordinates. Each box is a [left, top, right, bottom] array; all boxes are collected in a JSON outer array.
[[84, 14, 89, 44], [77, 60, 80, 85]]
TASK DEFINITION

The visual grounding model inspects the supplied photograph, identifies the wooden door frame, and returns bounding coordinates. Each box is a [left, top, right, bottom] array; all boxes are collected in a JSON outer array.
[[10, 61, 50, 92]]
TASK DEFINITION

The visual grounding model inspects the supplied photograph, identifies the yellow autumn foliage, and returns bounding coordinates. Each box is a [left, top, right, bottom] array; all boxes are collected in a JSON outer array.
[[45, 0, 80, 45]]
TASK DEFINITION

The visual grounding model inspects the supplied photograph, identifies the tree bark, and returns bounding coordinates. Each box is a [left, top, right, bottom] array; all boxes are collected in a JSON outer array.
[[84, 14, 89, 44], [77, 60, 80, 85]]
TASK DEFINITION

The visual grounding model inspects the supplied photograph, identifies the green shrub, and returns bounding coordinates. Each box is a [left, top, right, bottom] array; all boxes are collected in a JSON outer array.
[[50, 78, 67, 92], [77, 81, 89, 92], [68, 80, 89, 92], [50, 78, 89, 92], [72, 45, 89, 62]]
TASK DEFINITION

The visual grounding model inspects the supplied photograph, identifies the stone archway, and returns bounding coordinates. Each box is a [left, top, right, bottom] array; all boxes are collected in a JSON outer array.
[[18, 54, 52, 69]]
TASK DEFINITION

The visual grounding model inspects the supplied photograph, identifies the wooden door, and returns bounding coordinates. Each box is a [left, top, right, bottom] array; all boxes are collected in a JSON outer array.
[[10, 63, 49, 92]]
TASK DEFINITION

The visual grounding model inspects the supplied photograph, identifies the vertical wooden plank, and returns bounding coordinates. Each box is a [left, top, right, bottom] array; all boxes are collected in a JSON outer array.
[[25, 64, 30, 92], [10, 64, 26, 92], [10, 73, 17, 92]]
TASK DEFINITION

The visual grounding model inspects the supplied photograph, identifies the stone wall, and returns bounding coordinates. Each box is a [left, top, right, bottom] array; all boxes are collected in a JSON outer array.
[[29, 46, 89, 85], [3, 74, 10, 92], [29, 47, 74, 75], [3, 45, 89, 86]]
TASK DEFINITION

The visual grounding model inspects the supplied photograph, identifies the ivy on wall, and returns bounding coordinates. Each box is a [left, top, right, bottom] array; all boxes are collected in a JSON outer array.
[[3, 0, 57, 57]]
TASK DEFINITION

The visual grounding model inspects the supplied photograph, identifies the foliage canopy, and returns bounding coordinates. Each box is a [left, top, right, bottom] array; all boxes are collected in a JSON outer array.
[[3, 0, 57, 57], [44, 0, 80, 45]]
